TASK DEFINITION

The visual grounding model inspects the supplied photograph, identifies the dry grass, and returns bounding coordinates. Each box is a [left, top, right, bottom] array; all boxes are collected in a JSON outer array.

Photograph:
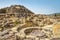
[[53, 23, 60, 37]]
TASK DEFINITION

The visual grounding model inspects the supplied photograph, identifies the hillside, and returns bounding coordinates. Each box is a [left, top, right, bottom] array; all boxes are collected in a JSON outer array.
[[49, 13, 60, 16], [0, 5, 34, 18]]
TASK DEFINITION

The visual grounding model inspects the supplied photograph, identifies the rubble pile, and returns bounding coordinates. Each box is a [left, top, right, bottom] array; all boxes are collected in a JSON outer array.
[[0, 5, 60, 40]]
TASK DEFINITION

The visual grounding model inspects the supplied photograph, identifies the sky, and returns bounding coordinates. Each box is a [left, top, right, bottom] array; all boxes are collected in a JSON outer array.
[[0, 0, 60, 14]]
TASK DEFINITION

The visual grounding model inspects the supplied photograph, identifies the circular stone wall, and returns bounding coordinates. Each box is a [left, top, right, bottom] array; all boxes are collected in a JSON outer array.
[[24, 28, 42, 35]]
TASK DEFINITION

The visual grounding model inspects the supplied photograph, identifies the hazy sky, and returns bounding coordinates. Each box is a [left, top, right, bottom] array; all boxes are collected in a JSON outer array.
[[0, 0, 60, 14]]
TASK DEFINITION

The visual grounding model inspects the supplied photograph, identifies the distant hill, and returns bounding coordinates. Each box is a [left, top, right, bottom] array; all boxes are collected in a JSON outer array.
[[49, 13, 60, 16], [0, 5, 34, 17]]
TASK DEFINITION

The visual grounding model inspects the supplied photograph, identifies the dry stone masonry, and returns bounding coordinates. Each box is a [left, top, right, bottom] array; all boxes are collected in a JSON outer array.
[[0, 5, 60, 40]]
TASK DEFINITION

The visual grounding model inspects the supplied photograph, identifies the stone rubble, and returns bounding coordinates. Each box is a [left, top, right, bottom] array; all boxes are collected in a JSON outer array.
[[0, 5, 60, 40]]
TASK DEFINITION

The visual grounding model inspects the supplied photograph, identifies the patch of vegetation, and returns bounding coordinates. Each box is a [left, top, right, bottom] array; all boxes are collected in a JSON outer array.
[[0, 9, 6, 13]]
